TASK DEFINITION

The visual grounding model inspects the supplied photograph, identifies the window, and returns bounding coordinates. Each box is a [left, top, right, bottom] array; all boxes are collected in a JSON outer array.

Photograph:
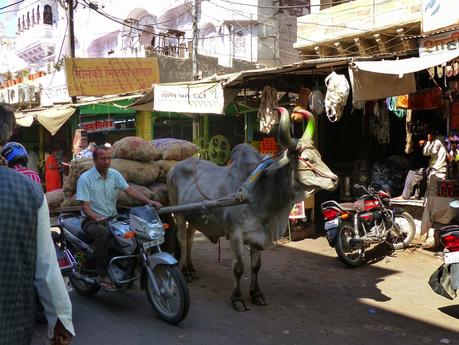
[[37, 5, 40, 24], [32, 9, 35, 26], [26, 12, 30, 30], [17, 18, 21, 33], [43, 5, 53, 25]]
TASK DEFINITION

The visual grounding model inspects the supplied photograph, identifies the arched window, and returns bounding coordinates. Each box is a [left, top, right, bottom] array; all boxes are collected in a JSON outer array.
[[26, 12, 30, 30], [37, 5, 40, 24], [22, 15, 25, 31], [32, 9, 35, 26], [17, 18, 21, 33], [43, 5, 53, 25]]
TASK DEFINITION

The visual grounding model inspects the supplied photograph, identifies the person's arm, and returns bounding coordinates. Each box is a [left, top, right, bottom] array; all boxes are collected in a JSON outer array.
[[76, 176, 104, 221], [34, 198, 75, 343], [115, 171, 162, 208], [125, 186, 163, 208]]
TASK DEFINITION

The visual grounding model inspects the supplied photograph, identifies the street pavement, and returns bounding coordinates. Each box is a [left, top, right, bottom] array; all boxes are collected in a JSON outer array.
[[33, 234, 459, 345]]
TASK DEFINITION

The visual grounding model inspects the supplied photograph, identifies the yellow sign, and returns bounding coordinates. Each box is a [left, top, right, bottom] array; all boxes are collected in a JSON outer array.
[[64, 58, 160, 96]]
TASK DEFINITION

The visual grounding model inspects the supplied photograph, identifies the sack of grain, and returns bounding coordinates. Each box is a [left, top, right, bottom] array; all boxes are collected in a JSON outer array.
[[156, 159, 177, 183], [46, 189, 64, 211], [151, 138, 198, 161], [61, 194, 80, 207], [63, 158, 94, 193], [111, 158, 160, 185], [147, 182, 169, 205], [117, 183, 156, 207], [112, 136, 162, 162]]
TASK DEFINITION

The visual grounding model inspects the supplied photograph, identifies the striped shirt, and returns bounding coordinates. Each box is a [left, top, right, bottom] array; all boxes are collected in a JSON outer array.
[[12, 164, 41, 184]]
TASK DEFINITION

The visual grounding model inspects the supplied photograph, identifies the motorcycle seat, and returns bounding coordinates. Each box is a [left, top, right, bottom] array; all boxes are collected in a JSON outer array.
[[338, 203, 356, 212], [439, 225, 459, 234], [62, 217, 89, 243]]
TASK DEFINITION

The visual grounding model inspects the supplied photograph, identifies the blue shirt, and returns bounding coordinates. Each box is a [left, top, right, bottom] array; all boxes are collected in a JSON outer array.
[[76, 167, 129, 217]]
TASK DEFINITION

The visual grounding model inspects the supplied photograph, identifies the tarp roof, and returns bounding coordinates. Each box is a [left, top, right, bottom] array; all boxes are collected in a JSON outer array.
[[15, 106, 76, 135], [353, 49, 459, 75]]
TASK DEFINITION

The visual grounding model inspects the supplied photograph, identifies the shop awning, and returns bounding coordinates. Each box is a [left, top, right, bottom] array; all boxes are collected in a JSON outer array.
[[353, 49, 459, 75], [130, 57, 351, 115], [15, 106, 76, 135]]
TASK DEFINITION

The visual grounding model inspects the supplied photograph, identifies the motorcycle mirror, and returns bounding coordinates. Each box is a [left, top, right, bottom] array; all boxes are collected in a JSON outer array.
[[450, 200, 459, 209]]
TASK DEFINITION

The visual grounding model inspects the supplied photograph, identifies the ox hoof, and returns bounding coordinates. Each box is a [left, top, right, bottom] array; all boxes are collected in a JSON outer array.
[[251, 292, 268, 306], [231, 298, 250, 311], [182, 267, 199, 282]]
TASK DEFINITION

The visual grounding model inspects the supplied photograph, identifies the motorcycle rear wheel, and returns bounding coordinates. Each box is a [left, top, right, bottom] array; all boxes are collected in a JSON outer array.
[[146, 264, 190, 324], [69, 251, 100, 297], [385, 211, 415, 250], [335, 221, 365, 267]]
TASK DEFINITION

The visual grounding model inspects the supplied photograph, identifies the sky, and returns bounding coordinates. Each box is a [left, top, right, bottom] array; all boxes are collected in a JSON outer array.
[[0, 0, 19, 37]]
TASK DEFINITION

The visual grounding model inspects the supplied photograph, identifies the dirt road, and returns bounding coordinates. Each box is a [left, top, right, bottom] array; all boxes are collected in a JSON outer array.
[[33, 234, 459, 345]]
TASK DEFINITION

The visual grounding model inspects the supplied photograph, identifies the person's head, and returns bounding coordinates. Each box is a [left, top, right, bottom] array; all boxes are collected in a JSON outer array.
[[0, 103, 16, 147], [93, 145, 111, 173], [88, 142, 97, 152], [1, 142, 28, 167]]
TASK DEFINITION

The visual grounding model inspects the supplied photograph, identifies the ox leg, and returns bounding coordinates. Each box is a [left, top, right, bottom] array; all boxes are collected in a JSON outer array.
[[230, 234, 249, 311], [176, 215, 193, 282], [186, 227, 199, 280], [250, 245, 268, 306]]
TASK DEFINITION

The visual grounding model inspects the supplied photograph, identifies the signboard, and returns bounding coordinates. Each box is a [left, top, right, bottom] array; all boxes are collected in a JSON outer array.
[[419, 29, 459, 57], [154, 82, 225, 114], [289, 201, 305, 219], [40, 70, 72, 106], [422, 0, 459, 34], [80, 119, 115, 132], [64, 58, 160, 96]]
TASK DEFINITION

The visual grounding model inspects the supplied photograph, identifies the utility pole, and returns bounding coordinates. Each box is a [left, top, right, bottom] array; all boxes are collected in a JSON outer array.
[[192, 0, 199, 80], [67, 0, 76, 103]]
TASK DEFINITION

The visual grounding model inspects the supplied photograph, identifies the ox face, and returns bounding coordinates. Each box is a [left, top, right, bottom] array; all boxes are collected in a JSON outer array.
[[294, 140, 338, 192]]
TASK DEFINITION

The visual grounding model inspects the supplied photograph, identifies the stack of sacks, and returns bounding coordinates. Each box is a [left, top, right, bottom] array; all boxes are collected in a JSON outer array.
[[151, 138, 198, 183], [46, 188, 65, 211], [60, 136, 197, 209]]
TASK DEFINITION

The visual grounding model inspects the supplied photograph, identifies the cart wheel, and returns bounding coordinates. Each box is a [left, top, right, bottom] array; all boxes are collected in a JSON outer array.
[[208, 135, 230, 165]]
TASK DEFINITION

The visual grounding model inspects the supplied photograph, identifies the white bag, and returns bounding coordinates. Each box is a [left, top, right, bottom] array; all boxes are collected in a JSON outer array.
[[324, 72, 350, 122]]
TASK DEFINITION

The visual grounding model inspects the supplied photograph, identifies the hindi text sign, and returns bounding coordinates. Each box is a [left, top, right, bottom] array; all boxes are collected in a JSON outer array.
[[81, 119, 115, 133], [65, 58, 160, 96]]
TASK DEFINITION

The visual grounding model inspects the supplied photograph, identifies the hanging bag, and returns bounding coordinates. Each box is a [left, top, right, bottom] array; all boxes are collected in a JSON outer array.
[[324, 71, 350, 122]]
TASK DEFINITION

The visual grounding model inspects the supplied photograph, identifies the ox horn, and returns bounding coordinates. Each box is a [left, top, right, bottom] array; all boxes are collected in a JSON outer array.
[[277, 107, 297, 151], [293, 106, 315, 142]]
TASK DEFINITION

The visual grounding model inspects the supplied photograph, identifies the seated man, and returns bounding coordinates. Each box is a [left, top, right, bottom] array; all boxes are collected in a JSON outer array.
[[396, 128, 447, 200], [76, 142, 97, 159], [1, 142, 41, 184], [76, 145, 162, 289]]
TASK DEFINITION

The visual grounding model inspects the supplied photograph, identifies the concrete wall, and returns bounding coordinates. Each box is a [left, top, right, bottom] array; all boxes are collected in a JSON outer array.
[[150, 53, 258, 83]]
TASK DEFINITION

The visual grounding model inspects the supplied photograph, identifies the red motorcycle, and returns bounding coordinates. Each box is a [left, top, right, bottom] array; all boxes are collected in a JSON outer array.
[[321, 184, 415, 267]]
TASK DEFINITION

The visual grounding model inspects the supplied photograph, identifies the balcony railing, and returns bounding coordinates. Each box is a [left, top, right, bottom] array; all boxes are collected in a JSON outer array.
[[295, 0, 422, 50], [15, 24, 54, 53]]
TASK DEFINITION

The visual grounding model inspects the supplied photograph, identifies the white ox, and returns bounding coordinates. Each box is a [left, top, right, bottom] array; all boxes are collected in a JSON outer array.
[[167, 108, 338, 310]]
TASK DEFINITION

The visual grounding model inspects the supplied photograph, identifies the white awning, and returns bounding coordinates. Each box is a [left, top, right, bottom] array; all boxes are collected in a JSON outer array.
[[354, 49, 459, 75], [15, 106, 76, 135]]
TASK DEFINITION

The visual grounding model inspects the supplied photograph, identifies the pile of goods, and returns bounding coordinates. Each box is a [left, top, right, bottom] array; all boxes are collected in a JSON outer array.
[[47, 137, 198, 211]]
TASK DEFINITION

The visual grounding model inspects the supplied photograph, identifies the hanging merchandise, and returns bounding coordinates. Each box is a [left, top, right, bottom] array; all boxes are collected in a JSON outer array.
[[257, 85, 279, 134], [308, 90, 325, 115], [296, 86, 311, 110], [405, 109, 413, 154], [386, 96, 406, 118], [396, 88, 442, 110], [370, 101, 390, 144], [324, 71, 350, 122], [352, 99, 366, 110]]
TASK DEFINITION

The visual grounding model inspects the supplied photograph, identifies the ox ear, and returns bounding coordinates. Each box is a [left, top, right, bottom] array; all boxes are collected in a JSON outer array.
[[277, 107, 298, 151]]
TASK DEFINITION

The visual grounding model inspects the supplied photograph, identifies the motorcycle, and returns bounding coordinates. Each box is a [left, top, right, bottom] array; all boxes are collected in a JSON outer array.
[[429, 201, 459, 300], [58, 205, 190, 324], [321, 184, 416, 267]]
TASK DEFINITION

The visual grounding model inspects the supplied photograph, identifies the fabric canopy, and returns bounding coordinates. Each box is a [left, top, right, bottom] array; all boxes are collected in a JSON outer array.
[[353, 49, 459, 75], [16, 106, 76, 135]]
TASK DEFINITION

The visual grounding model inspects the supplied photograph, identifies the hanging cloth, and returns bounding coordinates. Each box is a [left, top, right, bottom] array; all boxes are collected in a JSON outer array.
[[386, 96, 407, 119], [370, 101, 390, 144], [257, 85, 279, 134], [405, 109, 413, 154]]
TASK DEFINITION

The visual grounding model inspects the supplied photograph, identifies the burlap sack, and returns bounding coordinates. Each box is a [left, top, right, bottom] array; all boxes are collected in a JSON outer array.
[[61, 195, 80, 207], [46, 189, 64, 211], [147, 182, 169, 205], [63, 158, 94, 193], [156, 159, 177, 183], [117, 183, 156, 207], [112, 136, 162, 162], [111, 159, 160, 185], [151, 139, 198, 161]]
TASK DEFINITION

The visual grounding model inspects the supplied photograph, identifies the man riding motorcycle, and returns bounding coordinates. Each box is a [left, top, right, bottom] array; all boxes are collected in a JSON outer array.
[[76, 145, 162, 289]]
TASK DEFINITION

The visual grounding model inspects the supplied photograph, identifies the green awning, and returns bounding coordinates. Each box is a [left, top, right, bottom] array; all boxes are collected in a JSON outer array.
[[79, 99, 136, 115]]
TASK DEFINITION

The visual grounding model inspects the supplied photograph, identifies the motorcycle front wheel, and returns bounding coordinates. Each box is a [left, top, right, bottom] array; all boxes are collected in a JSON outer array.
[[146, 264, 190, 324], [335, 221, 365, 267], [385, 211, 415, 250]]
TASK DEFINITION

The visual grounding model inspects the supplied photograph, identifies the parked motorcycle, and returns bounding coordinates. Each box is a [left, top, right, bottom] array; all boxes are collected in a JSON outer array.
[[429, 201, 459, 300], [321, 184, 416, 267], [58, 205, 190, 324]]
